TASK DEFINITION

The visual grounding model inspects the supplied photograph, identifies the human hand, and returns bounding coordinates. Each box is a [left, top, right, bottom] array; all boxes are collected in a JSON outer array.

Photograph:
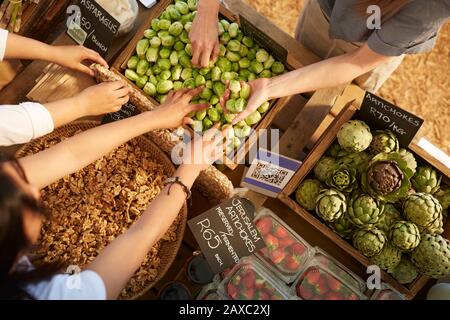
[[52, 45, 108, 76], [232, 78, 270, 125]]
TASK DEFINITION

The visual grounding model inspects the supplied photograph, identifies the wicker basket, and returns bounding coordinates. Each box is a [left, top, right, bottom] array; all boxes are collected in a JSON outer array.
[[16, 120, 188, 300]]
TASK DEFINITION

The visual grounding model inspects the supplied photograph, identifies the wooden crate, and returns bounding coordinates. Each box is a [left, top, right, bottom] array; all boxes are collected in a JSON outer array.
[[111, 0, 320, 169], [279, 84, 450, 299]]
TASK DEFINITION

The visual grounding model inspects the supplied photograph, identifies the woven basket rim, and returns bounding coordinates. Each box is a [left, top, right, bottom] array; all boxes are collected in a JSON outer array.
[[16, 120, 187, 300]]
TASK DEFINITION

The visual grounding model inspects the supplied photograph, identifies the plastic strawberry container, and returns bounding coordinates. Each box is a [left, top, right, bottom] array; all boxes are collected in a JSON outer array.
[[196, 283, 228, 300], [254, 208, 312, 284], [370, 283, 406, 300], [292, 248, 367, 300], [218, 256, 292, 300]]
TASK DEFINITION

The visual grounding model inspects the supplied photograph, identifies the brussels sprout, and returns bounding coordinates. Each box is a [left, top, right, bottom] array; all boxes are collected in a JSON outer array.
[[210, 95, 220, 105], [200, 87, 213, 100], [231, 62, 240, 73], [227, 40, 241, 52], [158, 19, 171, 30], [203, 117, 213, 130], [218, 22, 225, 36], [229, 80, 241, 94], [199, 67, 210, 76], [144, 29, 156, 39], [259, 70, 272, 78], [224, 113, 236, 124], [256, 49, 269, 63], [171, 65, 182, 80], [235, 98, 247, 113], [195, 75, 206, 87], [198, 99, 208, 104], [228, 23, 239, 38], [174, 41, 185, 51], [234, 125, 252, 138], [239, 45, 248, 57], [179, 55, 192, 68], [247, 48, 257, 61], [157, 80, 174, 94], [221, 71, 234, 84], [226, 99, 237, 113], [173, 81, 183, 91], [160, 70, 171, 80], [161, 35, 175, 47], [226, 51, 240, 62], [181, 68, 192, 80], [193, 120, 203, 133], [205, 80, 213, 89], [264, 56, 275, 70], [242, 36, 254, 48], [230, 91, 240, 100], [213, 82, 226, 97], [180, 31, 190, 43], [156, 94, 168, 103], [160, 11, 171, 21], [146, 67, 153, 76], [196, 109, 207, 121], [149, 75, 158, 86], [208, 108, 220, 122], [184, 21, 193, 33], [236, 31, 244, 42], [245, 111, 262, 126], [220, 32, 231, 45], [136, 39, 150, 58], [167, 6, 181, 20], [125, 69, 139, 82], [219, 44, 227, 57], [136, 75, 148, 89], [240, 82, 251, 99], [175, 1, 190, 14], [187, 0, 198, 11], [258, 102, 270, 114], [247, 73, 257, 81], [239, 69, 251, 80], [150, 37, 161, 48], [217, 57, 232, 72], [157, 59, 171, 71], [177, 49, 188, 59], [249, 61, 264, 74], [180, 13, 193, 25], [152, 65, 161, 75], [159, 48, 171, 59], [192, 69, 199, 78], [158, 30, 170, 38], [272, 62, 285, 74], [167, 52, 178, 66], [169, 21, 184, 36], [143, 82, 157, 96], [151, 18, 160, 32], [184, 78, 196, 89], [145, 48, 158, 63], [127, 56, 139, 69], [220, 19, 230, 31], [238, 58, 251, 69], [211, 67, 222, 82]]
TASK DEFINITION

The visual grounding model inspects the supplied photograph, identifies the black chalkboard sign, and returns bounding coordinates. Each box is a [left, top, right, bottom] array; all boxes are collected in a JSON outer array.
[[359, 92, 424, 147], [187, 197, 264, 273], [102, 102, 140, 124], [239, 15, 288, 64], [67, 0, 120, 57]]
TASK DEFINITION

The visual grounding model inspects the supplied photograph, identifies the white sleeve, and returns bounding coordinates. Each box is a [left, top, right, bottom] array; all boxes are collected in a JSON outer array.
[[0, 102, 54, 146], [24, 270, 107, 300], [0, 28, 8, 61]]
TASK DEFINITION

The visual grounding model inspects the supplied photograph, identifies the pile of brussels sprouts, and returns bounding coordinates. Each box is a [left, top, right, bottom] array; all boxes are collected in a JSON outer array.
[[124, 0, 285, 151]]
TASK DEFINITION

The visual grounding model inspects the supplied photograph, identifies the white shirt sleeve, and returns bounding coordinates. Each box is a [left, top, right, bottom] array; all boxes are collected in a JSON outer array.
[[24, 270, 107, 300], [0, 28, 8, 61], [0, 102, 54, 146]]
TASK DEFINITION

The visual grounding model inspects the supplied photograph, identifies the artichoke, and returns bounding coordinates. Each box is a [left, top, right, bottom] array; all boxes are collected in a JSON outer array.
[[434, 185, 450, 218], [325, 166, 358, 194], [329, 213, 354, 239], [337, 120, 373, 153], [313, 156, 339, 182], [391, 256, 419, 284], [403, 193, 444, 235], [388, 221, 421, 252], [411, 165, 441, 194], [398, 148, 417, 173], [337, 151, 370, 177], [315, 189, 346, 223], [411, 234, 450, 279], [370, 244, 402, 273], [347, 193, 385, 227], [368, 130, 399, 155], [326, 141, 349, 158], [353, 228, 386, 257], [376, 204, 401, 233], [295, 179, 322, 211], [361, 152, 414, 203]]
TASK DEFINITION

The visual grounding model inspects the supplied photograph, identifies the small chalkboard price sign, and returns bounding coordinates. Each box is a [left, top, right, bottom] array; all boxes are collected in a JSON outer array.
[[359, 92, 424, 147], [67, 0, 120, 57], [101, 102, 140, 124], [188, 197, 265, 273]]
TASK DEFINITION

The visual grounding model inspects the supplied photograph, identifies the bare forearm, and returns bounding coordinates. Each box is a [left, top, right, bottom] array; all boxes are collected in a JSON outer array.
[[198, 0, 220, 14], [43, 98, 87, 128], [88, 165, 201, 299], [4, 33, 54, 61]]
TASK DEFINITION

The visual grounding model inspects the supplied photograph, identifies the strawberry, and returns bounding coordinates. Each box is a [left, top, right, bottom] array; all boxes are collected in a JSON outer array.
[[282, 255, 301, 271], [289, 243, 306, 256], [304, 267, 321, 285], [278, 237, 295, 248], [325, 292, 343, 300], [326, 275, 343, 292], [298, 284, 314, 300], [255, 278, 266, 289], [240, 287, 255, 300], [256, 288, 271, 300], [273, 225, 288, 238], [264, 234, 279, 251], [231, 274, 241, 286], [255, 217, 272, 235], [242, 270, 256, 288], [227, 282, 238, 299], [270, 248, 286, 264], [347, 293, 360, 300], [315, 276, 329, 295]]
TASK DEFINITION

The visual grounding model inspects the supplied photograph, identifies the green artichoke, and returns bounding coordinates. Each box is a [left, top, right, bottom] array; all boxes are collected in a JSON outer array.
[[315, 189, 346, 223], [376, 204, 401, 233], [411, 165, 441, 194], [388, 221, 421, 252], [337, 151, 370, 177], [434, 185, 450, 218], [368, 130, 399, 155], [370, 244, 402, 273], [411, 234, 450, 279], [353, 228, 386, 257], [329, 213, 354, 239], [398, 148, 418, 174], [326, 166, 358, 194], [337, 120, 373, 153], [347, 193, 385, 227], [403, 193, 444, 235], [391, 256, 419, 284], [361, 152, 414, 203], [326, 141, 349, 158], [295, 179, 322, 211], [313, 156, 339, 182]]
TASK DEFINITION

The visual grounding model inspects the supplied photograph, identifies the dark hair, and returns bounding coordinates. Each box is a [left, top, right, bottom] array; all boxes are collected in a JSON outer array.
[[0, 154, 59, 299]]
